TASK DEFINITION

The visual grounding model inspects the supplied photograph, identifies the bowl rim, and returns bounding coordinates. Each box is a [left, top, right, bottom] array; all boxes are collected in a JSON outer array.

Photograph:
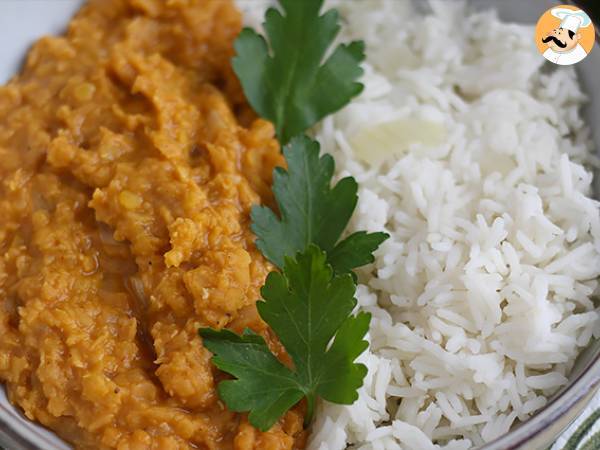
[[0, 401, 48, 450], [482, 2, 600, 447], [481, 349, 600, 450]]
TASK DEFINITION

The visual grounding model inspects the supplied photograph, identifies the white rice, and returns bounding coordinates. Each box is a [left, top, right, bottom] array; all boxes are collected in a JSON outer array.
[[237, 0, 600, 448]]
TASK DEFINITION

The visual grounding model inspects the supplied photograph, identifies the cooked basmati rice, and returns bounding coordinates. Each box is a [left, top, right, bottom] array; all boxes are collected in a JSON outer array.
[[237, 0, 600, 448]]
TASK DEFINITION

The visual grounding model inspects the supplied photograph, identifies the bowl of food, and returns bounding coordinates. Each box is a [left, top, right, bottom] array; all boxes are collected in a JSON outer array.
[[0, 1, 598, 450]]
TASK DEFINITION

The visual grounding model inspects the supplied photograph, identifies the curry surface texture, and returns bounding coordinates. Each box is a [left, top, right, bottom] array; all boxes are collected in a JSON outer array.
[[0, 0, 306, 449]]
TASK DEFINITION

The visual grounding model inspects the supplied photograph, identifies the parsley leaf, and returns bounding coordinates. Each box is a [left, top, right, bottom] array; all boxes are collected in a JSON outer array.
[[198, 328, 303, 432], [199, 245, 370, 431], [251, 135, 388, 273], [232, 0, 365, 144], [328, 231, 389, 275]]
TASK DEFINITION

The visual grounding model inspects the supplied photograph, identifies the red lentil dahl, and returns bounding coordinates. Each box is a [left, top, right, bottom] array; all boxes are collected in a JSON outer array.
[[0, 0, 305, 448]]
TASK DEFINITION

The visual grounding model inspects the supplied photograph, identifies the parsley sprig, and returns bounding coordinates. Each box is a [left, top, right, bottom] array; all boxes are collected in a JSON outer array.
[[252, 135, 388, 274], [232, 0, 365, 144], [199, 0, 388, 432], [200, 246, 370, 430]]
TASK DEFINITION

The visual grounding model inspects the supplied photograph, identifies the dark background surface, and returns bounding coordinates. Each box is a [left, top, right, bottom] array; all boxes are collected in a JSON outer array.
[[574, 0, 600, 31]]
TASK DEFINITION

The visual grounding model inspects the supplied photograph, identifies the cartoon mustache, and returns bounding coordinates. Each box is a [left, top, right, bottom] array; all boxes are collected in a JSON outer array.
[[542, 35, 567, 48]]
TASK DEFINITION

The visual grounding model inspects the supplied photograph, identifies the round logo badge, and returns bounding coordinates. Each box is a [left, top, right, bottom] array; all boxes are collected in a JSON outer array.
[[535, 5, 595, 66]]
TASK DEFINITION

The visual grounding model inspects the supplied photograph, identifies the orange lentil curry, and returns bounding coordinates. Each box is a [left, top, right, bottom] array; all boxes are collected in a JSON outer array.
[[0, 0, 307, 448]]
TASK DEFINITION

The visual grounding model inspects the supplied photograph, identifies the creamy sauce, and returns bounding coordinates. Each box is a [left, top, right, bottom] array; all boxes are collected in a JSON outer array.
[[0, 0, 304, 448]]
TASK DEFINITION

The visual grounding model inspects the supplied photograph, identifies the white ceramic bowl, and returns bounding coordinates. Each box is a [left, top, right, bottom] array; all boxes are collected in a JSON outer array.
[[0, 1, 598, 449]]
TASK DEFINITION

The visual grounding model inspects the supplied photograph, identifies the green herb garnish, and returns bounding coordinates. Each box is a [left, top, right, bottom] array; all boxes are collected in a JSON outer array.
[[232, 0, 365, 144], [198, 0, 388, 432], [251, 135, 388, 273], [200, 245, 370, 432]]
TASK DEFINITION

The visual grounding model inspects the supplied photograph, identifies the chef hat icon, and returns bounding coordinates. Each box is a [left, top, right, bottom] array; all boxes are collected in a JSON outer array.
[[550, 7, 592, 33]]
